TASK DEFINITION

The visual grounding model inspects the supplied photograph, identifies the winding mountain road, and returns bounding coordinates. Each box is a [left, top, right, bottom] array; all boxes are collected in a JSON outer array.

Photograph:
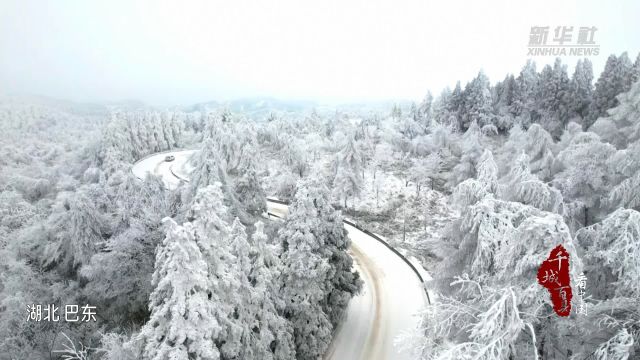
[[132, 150, 431, 360]]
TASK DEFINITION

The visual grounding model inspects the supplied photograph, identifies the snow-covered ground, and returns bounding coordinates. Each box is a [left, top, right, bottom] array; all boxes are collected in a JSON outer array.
[[132, 151, 431, 360]]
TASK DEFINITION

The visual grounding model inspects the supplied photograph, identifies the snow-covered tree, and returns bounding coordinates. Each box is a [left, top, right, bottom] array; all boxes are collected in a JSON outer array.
[[585, 53, 634, 129], [445, 81, 464, 127], [186, 138, 226, 204], [591, 76, 640, 149], [418, 91, 434, 127], [448, 121, 485, 188], [234, 166, 267, 216], [333, 134, 363, 208], [43, 190, 105, 275], [278, 177, 360, 359], [452, 149, 499, 207], [421, 193, 582, 359], [536, 58, 572, 138], [554, 132, 616, 228], [511, 60, 539, 125], [502, 153, 563, 213], [278, 185, 333, 359], [592, 328, 634, 360], [431, 87, 454, 125], [576, 208, 640, 299], [500, 123, 555, 181], [307, 178, 362, 325], [134, 218, 220, 360], [81, 222, 163, 324], [227, 218, 262, 359], [626, 52, 640, 90], [248, 221, 296, 360], [460, 71, 494, 130], [569, 58, 594, 120], [493, 74, 516, 116], [411, 152, 443, 193]]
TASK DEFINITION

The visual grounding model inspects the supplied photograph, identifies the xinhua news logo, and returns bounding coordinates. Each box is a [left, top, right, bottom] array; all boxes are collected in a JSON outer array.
[[528, 26, 600, 56]]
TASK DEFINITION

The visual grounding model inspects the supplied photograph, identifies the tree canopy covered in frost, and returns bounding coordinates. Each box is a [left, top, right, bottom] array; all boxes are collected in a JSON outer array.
[[332, 133, 364, 208], [133, 218, 220, 360], [278, 177, 361, 359], [2, 52, 640, 360]]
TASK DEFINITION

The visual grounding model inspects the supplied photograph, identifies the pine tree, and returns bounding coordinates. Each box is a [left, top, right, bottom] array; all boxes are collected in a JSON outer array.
[[627, 52, 640, 90], [569, 58, 594, 119], [592, 80, 640, 211], [227, 218, 260, 359], [576, 209, 640, 299], [492, 74, 516, 131], [135, 218, 220, 360], [585, 53, 634, 129], [248, 221, 296, 360], [502, 153, 563, 213], [448, 121, 484, 188], [333, 134, 363, 208], [591, 77, 640, 149], [418, 91, 434, 127], [278, 180, 334, 360], [306, 177, 362, 325], [536, 58, 572, 138], [43, 190, 105, 275], [187, 138, 226, 203], [431, 87, 453, 124], [234, 166, 267, 216], [460, 71, 494, 130], [511, 60, 539, 125], [554, 132, 616, 228], [447, 81, 463, 127]]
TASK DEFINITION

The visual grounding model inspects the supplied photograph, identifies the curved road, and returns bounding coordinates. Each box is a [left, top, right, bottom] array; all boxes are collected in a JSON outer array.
[[133, 150, 430, 360]]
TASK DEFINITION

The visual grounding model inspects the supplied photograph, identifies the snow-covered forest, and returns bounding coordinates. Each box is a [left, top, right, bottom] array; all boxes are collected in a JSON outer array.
[[1, 51, 640, 360]]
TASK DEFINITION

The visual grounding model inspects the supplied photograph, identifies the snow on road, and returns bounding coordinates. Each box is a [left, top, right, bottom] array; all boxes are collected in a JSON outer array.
[[133, 151, 430, 360]]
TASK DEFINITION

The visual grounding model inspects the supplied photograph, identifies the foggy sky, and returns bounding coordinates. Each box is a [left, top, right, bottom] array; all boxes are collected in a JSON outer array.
[[1, 0, 639, 106]]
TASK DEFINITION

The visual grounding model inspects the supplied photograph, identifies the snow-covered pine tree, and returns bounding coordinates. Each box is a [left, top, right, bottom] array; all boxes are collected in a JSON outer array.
[[492, 74, 516, 131], [585, 53, 634, 129], [576, 208, 640, 299], [186, 138, 226, 203], [418, 91, 434, 127], [589, 80, 640, 212], [333, 134, 364, 208], [43, 190, 105, 275], [569, 58, 594, 120], [134, 218, 220, 360], [554, 132, 616, 229], [278, 180, 334, 360], [536, 58, 572, 138], [410, 151, 444, 193], [593, 328, 634, 360], [591, 76, 640, 149], [448, 121, 484, 188], [446, 81, 463, 127], [501, 153, 563, 213], [234, 166, 267, 216], [511, 59, 539, 125], [424, 190, 582, 359], [304, 177, 362, 326], [248, 221, 296, 360], [227, 218, 260, 359], [626, 52, 640, 90], [452, 149, 499, 208], [459, 71, 494, 130], [574, 209, 640, 358]]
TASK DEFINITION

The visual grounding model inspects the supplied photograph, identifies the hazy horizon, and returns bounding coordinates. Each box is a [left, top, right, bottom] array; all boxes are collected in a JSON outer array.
[[1, 0, 639, 106]]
